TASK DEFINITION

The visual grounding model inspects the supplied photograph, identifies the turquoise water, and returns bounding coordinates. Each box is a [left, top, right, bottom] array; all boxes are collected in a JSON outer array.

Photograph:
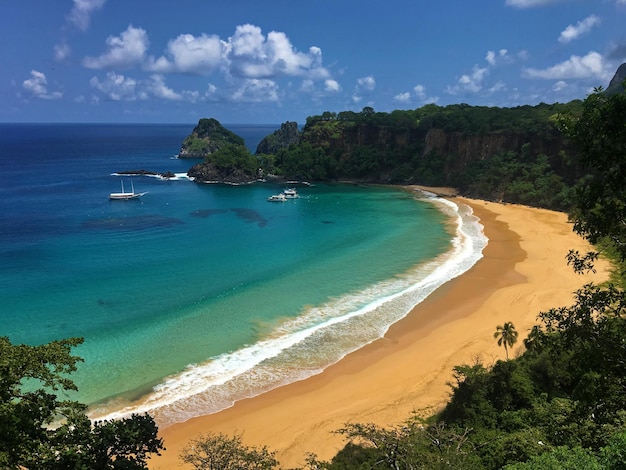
[[0, 124, 486, 427]]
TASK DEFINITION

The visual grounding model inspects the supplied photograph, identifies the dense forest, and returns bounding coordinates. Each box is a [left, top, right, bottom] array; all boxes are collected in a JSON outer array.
[[269, 102, 581, 210], [184, 101, 587, 211], [2, 80, 625, 468]]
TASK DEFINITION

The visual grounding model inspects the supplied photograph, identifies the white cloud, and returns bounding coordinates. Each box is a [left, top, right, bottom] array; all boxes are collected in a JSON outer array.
[[81, 22, 334, 101], [67, 0, 106, 31], [226, 24, 328, 80], [202, 83, 218, 101], [146, 75, 183, 101], [82, 23, 336, 101], [414, 84, 426, 99], [89, 72, 138, 100], [54, 42, 71, 61], [393, 92, 411, 102], [489, 81, 506, 93], [22, 70, 62, 100], [559, 15, 600, 44], [147, 33, 225, 74], [458, 65, 489, 92], [523, 51, 611, 81], [231, 78, 279, 102], [356, 76, 376, 91], [394, 84, 434, 103], [553, 80, 568, 91], [300, 79, 315, 93], [83, 25, 149, 69], [352, 75, 375, 103], [486, 49, 510, 66], [505, 0, 565, 8], [89, 71, 207, 102], [324, 79, 341, 92], [55, 0, 105, 63]]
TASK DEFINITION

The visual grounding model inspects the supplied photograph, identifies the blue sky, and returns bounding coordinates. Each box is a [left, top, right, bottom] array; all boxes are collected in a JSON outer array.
[[2, 0, 626, 124]]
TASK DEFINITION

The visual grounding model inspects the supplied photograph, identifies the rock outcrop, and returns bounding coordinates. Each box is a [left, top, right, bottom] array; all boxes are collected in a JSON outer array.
[[255, 121, 301, 155], [187, 162, 255, 185], [179, 118, 245, 158], [606, 62, 626, 95]]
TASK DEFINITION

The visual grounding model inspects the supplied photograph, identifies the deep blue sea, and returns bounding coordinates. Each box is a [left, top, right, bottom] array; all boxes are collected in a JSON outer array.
[[0, 123, 486, 427]]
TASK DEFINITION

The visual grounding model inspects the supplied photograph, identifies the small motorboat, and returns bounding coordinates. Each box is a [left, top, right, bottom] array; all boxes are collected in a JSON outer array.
[[267, 193, 287, 202]]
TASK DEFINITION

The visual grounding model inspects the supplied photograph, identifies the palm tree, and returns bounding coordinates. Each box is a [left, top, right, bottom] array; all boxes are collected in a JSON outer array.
[[494, 322, 519, 360]]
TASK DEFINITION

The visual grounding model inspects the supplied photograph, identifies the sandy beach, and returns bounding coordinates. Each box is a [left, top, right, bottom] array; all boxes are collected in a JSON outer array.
[[148, 196, 610, 469]]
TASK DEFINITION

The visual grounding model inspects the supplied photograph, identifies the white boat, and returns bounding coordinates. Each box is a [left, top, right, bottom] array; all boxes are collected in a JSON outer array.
[[109, 180, 147, 200], [283, 188, 298, 198], [267, 193, 287, 202]]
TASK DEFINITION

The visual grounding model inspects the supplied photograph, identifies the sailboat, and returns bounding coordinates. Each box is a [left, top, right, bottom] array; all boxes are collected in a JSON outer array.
[[109, 180, 147, 200]]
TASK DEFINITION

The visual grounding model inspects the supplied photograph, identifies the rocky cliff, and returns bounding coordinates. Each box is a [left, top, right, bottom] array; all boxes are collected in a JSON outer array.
[[297, 120, 566, 182], [606, 62, 626, 95], [255, 121, 300, 155], [179, 118, 245, 158]]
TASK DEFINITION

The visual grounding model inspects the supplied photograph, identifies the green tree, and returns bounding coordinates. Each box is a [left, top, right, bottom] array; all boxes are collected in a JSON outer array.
[[180, 432, 279, 470], [559, 85, 626, 261], [502, 446, 602, 470], [600, 430, 626, 469], [494, 322, 519, 360], [326, 420, 483, 470], [0, 336, 164, 469]]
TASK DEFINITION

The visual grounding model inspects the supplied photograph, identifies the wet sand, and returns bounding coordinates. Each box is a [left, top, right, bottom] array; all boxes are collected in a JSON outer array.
[[148, 196, 609, 469]]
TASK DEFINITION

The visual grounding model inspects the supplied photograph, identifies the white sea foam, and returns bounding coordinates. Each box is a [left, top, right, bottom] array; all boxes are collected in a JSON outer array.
[[90, 194, 487, 426]]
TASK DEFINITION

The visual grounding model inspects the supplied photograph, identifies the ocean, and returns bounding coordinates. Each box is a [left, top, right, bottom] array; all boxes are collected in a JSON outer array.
[[0, 123, 487, 427]]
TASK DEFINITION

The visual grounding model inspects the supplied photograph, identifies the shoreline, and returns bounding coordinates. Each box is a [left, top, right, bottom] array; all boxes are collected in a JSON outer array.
[[148, 196, 609, 469]]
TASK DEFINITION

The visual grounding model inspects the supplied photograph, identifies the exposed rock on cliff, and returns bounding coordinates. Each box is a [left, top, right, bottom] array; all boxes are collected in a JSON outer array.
[[179, 118, 245, 158], [421, 127, 566, 174], [187, 162, 255, 185], [255, 121, 301, 155], [606, 62, 626, 95]]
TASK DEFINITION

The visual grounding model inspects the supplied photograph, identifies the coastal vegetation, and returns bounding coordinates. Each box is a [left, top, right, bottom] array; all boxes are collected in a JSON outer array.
[[0, 337, 164, 469]]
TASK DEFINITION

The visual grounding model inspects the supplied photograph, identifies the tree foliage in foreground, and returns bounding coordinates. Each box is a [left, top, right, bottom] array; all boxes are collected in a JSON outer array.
[[0, 336, 164, 469], [559, 84, 626, 262], [180, 432, 279, 470]]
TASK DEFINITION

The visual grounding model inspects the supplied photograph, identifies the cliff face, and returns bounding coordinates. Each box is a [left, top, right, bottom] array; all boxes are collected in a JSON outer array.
[[301, 123, 423, 155], [302, 124, 565, 166], [421, 127, 566, 170], [255, 121, 300, 155], [606, 62, 626, 95]]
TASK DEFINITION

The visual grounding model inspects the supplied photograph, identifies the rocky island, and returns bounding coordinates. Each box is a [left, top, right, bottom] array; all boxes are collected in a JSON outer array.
[[178, 117, 245, 159]]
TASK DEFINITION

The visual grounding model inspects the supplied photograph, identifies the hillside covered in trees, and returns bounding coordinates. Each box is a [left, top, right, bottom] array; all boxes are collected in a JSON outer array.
[[186, 101, 589, 210], [184, 65, 626, 215]]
